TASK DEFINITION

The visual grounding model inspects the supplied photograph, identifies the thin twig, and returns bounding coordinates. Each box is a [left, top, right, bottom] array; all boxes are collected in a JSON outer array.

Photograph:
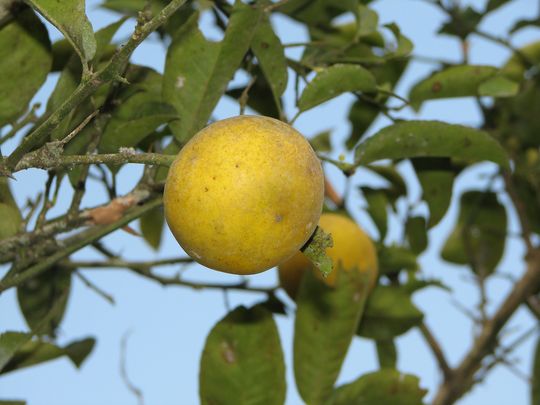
[[75, 271, 115, 305], [120, 332, 144, 405], [59, 110, 100, 145], [419, 322, 452, 379], [0, 104, 40, 146]]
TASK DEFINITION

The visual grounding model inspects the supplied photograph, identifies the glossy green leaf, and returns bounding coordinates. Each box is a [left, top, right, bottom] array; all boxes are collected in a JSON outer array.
[[376, 339, 397, 369], [251, 14, 288, 109], [355, 121, 510, 169], [478, 75, 519, 97], [294, 268, 371, 404], [441, 191, 507, 276], [164, 2, 265, 144], [17, 266, 71, 337], [99, 92, 177, 153], [377, 245, 418, 275], [0, 332, 31, 372], [298, 64, 377, 112], [358, 285, 423, 340], [362, 187, 388, 240], [140, 206, 164, 250], [405, 216, 428, 254], [1, 337, 95, 374], [409, 65, 498, 107], [412, 158, 456, 228], [532, 336, 540, 405], [329, 369, 427, 405], [0, 7, 51, 127], [26, 0, 96, 63], [199, 305, 286, 405]]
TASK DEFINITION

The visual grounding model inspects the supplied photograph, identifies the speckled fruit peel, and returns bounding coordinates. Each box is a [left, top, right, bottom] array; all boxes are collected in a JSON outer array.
[[164, 115, 324, 275]]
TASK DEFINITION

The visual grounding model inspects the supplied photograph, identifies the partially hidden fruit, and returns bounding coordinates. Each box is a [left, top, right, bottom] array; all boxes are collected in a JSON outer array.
[[164, 115, 324, 275], [278, 213, 378, 299]]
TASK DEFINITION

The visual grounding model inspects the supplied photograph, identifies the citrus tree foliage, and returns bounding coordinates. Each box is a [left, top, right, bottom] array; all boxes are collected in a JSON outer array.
[[0, 1, 539, 404]]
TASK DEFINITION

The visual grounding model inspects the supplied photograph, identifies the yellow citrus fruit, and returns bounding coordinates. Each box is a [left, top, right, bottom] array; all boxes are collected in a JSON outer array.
[[163, 115, 324, 275], [278, 213, 378, 299]]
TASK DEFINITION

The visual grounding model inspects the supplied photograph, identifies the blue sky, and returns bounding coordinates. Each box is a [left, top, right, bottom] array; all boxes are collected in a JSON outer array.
[[1, 0, 539, 404]]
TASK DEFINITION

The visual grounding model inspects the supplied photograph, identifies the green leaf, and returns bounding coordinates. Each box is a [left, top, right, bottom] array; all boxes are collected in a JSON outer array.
[[438, 6, 482, 39], [478, 75, 519, 97], [310, 130, 332, 153], [298, 64, 377, 112], [99, 92, 178, 153], [0, 332, 31, 372], [405, 216, 428, 254], [384, 22, 413, 58], [199, 305, 286, 405], [441, 191, 507, 276], [509, 18, 540, 34], [278, 0, 360, 28], [251, 14, 288, 110], [0, 400, 26, 405], [356, 5, 379, 38], [345, 58, 408, 149], [227, 65, 281, 118], [366, 164, 407, 201], [300, 226, 334, 278], [486, 0, 513, 12], [355, 121, 510, 170], [26, 0, 96, 64], [362, 187, 388, 240], [0, 204, 21, 240], [377, 245, 418, 275], [63, 337, 95, 367], [17, 265, 71, 337], [140, 206, 164, 250], [294, 268, 371, 404], [376, 339, 397, 369], [532, 336, 540, 405], [164, 3, 265, 144], [346, 100, 379, 149], [329, 369, 427, 405], [1, 337, 95, 374], [409, 65, 498, 107], [358, 285, 423, 340], [412, 158, 457, 228], [0, 7, 51, 127]]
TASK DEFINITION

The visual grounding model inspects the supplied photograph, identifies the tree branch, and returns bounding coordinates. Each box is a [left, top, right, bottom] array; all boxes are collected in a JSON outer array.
[[0, 196, 162, 292], [2, 0, 188, 173], [419, 322, 452, 379], [433, 251, 540, 405], [12, 149, 175, 173]]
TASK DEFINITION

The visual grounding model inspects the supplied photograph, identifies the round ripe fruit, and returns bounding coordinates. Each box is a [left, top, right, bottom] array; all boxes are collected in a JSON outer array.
[[278, 213, 378, 299], [163, 115, 324, 275]]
